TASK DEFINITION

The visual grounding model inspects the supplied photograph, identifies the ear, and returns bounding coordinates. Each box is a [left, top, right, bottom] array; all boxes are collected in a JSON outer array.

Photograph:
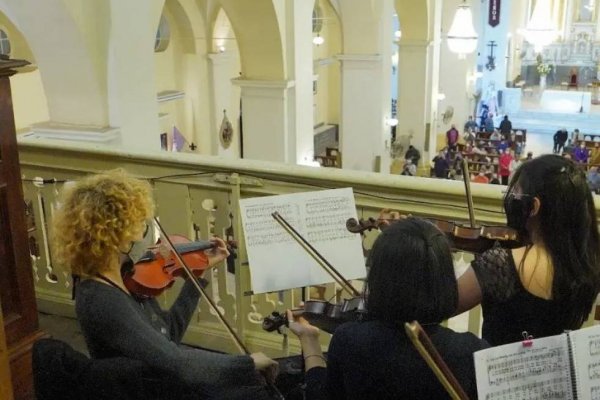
[[530, 197, 541, 217]]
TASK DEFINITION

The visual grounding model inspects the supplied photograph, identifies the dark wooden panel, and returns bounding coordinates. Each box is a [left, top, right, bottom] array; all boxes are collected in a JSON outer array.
[[0, 185, 19, 321], [0, 59, 43, 400]]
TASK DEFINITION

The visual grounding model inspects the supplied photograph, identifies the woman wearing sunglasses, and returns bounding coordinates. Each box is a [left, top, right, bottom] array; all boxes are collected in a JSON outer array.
[[457, 154, 600, 345]]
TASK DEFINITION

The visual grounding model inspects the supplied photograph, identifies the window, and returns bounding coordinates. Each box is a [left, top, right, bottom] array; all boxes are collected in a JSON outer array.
[[154, 15, 170, 53], [0, 30, 11, 56]]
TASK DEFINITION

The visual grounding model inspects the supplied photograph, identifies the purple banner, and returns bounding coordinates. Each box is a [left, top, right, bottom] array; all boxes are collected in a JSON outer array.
[[489, 0, 501, 27]]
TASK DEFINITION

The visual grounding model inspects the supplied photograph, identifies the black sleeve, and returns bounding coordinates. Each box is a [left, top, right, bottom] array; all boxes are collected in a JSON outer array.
[[305, 367, 330, 400], [159, 278, 206, 343], [470, 247, 519, 303], [325, 329, 347, 400]]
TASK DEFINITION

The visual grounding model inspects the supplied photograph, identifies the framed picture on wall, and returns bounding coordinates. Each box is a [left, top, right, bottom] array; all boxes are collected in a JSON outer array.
[[160, 132, 168, 151]]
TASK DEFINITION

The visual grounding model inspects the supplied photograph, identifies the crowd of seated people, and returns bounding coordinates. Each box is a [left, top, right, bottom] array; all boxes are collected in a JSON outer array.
[[431, 118, 529, 185], [557, 130, 600, 194]]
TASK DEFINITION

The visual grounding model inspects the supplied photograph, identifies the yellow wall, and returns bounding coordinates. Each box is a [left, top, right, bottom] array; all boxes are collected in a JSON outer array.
[[11, 71, 50, 130], [0, 13, 49, 130], [312, 0, 341, 128]]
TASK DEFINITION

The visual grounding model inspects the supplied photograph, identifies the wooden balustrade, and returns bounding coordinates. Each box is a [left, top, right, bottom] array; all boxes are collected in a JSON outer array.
[[16, 139, 600, 356]]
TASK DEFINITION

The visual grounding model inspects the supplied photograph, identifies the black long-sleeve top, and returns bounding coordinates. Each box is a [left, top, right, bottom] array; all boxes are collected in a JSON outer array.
[[304, 320, 488, 400]]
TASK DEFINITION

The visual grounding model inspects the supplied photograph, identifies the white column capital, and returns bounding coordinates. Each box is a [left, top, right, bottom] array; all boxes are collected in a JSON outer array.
[[336, 54, 382, 67], [231, 78, 295, 89], [397, 39, 433, 51], [207, 52, 236, 65], [231, 78, 295, 100]]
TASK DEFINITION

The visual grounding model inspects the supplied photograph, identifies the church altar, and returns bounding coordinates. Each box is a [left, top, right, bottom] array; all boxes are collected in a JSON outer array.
[[539, 90, 591, 113]]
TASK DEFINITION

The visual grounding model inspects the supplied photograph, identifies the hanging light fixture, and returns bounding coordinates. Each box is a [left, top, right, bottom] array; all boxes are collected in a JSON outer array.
[[313, 34, 324, 46], [447, 0, 478, 58], [519, 0, 557, 53]]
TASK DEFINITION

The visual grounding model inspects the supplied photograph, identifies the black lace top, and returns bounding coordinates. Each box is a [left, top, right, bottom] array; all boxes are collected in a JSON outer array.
[[471, 247, 563, 346]]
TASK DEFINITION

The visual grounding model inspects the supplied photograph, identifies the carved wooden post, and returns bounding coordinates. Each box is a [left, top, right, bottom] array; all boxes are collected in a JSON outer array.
[[0, 56, 45, 399]]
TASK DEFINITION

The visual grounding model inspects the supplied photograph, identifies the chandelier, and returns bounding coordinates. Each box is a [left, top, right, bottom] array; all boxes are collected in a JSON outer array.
[[447, 1, 478, 58], [519, 0, 557, 53]]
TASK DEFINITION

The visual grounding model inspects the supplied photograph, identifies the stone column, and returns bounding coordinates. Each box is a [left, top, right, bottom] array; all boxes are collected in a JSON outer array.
[[282, 0, 316, 165], [396, 40, 432, 157], [106, 0, 163, 152], [337, 54, 389, 172], [231, 79, 294, 163]]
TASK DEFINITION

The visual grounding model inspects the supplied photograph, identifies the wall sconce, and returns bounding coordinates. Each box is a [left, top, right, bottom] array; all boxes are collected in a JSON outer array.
[[218, 45, 226, 53], [437, 93, 446, 101], [313, 34, 325, 46]]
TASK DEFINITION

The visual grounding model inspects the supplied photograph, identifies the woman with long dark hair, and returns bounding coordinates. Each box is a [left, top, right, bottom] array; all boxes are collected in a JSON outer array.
[[288, 218, 488, 399], [457, 154, 600, 345]]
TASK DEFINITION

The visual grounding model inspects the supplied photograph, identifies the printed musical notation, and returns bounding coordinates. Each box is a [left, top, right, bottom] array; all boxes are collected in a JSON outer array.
[[475, 335, 574, 400], [591, 385, 600, 400], [239, 188, 366, 293], [484, 377, 570, 400], [487, 348, 565, 386], [590, 338, 600, 356], [570, 327, 600, 398]]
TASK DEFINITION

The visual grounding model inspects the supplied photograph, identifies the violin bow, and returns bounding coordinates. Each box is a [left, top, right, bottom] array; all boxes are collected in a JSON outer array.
[[152, 218, 285, 399], [461, 158, 477, 228], [271, 212, 362, 298], [405, 321, 470, 400]]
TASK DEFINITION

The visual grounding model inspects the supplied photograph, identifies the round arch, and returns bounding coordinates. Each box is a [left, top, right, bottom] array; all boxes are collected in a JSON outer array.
[[394, 0, 429, 41], [0, 0, 108, 126], [216, 0, 284, 80]]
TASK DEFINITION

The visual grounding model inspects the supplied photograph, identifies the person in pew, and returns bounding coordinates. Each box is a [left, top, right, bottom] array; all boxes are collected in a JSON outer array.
[[574, 141, 590, 164], [456, 155, 600, 346], [51, 169, 278, 400], [553, 128, 568, 154], [464, 115, 478, 134], [587, 167, 600, 194], [590, 142, 600, 166], [499, 115, 512, 140], [287, 218, 489, 400]]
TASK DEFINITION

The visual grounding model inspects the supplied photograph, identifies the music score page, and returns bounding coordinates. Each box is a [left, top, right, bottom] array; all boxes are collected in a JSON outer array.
[[474, 334, 574, 400], [239, 188, 366, 294]]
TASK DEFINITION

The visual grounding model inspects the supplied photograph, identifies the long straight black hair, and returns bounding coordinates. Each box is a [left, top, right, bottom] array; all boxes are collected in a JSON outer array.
[[507, 154, 600, 328], [365, 217, 457, 325]]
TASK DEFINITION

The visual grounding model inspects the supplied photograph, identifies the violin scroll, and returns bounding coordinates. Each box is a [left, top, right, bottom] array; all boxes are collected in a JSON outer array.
[[346, 217, 401, 234], [262, 311, 288, 334]]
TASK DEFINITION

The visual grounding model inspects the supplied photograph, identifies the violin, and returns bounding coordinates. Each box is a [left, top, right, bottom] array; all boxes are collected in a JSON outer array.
[[122, 235, 216, 297], [346, 215, 521, 254], [262, 212, 366, 335], [346, 159, 523, 254], [263, 296, 366, 335]]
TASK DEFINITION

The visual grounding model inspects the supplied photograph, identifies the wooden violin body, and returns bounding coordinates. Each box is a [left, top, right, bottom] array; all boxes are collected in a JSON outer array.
[[263, 297, 366, 334], [123, 235, 215, 297], [347, 216, 521, 253]]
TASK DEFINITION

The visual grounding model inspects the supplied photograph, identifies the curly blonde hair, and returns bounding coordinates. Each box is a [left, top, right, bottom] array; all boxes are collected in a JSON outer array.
[[51, 169, 154, 277]]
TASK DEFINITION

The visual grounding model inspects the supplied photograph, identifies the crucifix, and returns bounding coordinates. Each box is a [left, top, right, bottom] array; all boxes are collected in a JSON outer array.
[[486, 41, 497, 71]]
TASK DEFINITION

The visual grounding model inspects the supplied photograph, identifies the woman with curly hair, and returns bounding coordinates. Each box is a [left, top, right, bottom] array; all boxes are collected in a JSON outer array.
[[52, 169, 278, 399]]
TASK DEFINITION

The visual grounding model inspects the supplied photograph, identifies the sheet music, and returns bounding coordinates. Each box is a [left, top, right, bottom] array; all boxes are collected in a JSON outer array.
[[474, 334, 574, 400], [239, 188, 366, 293], [568, 324, 600, 400]]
